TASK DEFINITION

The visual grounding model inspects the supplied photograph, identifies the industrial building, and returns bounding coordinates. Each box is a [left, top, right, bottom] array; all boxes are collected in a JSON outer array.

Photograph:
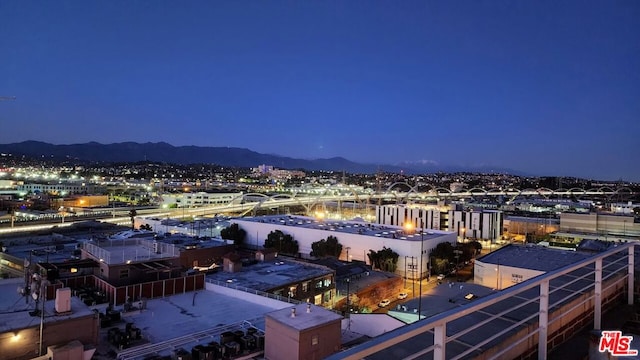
[[233, 215, 456, 280], [474, 244, 595, 290]]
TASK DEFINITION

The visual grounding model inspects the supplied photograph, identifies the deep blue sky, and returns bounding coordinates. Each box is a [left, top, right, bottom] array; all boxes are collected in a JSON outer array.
[[1, 1, 638, 180]]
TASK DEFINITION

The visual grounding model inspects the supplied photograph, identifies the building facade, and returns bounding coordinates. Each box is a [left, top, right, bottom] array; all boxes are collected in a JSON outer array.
[[233, 215, 456, 280], [376, 205, 503, 241], [18, 181, 98, 195], [159, 192, 242, 207]]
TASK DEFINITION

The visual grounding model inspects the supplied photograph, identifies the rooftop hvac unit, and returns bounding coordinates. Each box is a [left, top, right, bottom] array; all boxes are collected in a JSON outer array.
[[223, 342, 240, 357], [220, 331, 235, 345], [254, 333, 265, 350], [175, 348, 192, 360], [55, 287, 72, 313]]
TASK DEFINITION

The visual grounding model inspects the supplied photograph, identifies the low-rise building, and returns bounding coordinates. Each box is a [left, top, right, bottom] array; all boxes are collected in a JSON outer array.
[[0, 279, 99, 360], [207, 257, 336, 307], [474, 244, 594, 290], [233, 215, 456, 280]]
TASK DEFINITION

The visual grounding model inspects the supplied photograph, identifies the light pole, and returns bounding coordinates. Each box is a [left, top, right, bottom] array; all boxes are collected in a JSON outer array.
[[418, 224, 424, 320], [495, 258, 500, 290], [404, 221, 424, 320], [345, 278, 350, 318], [404, 256, 408, 288]]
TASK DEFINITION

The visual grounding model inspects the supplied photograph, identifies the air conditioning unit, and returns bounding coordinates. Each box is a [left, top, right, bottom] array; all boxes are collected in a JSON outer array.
[[55, 287, 72, 313]]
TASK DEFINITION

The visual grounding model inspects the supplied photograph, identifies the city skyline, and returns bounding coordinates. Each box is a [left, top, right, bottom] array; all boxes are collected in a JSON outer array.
[[1, 1, 638, 181]]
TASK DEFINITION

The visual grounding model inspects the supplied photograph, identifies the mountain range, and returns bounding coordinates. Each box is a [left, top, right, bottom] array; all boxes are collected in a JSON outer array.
[[0, 141, 523, 175]]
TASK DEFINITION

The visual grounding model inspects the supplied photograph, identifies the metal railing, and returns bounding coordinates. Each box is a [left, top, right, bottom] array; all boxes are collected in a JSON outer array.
[[206, 278, 302, 305], [327, 242, 635, 360]]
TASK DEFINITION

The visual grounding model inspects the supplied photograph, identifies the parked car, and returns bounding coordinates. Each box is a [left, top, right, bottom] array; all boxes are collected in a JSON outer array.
[[398, 292, 408, 300], [378, 299, 391, 307], [437, 274, 446, 281]]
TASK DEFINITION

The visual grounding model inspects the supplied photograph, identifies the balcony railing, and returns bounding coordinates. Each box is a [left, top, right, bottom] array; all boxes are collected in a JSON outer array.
[[327, 242, 635, 360]]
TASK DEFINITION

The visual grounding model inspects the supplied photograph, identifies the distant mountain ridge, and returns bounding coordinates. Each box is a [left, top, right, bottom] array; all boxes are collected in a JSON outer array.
[[0, 141, 525, 175]]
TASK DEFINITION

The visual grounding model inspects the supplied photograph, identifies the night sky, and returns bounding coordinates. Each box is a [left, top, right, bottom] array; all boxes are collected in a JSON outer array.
[[1, 1, 638, 180]]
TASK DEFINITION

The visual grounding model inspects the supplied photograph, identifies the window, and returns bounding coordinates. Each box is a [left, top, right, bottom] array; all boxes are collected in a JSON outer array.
[[312, 335, 319, 346], [302, 282, 309, 292], [119, 269, 129, 279]]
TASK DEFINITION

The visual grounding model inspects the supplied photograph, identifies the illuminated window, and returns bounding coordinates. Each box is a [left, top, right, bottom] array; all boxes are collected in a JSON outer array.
[[311, 335, 319, 346], [70, 268, 78, 273]]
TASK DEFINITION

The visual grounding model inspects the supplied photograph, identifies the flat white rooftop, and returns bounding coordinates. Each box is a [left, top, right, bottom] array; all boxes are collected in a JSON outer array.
[[265, 303, 342, 331], [238, 215, 454, 241], [121, 288, 283, 343]]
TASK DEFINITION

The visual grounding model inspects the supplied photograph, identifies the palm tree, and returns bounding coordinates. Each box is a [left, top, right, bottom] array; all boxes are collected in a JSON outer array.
[[128, 209, 137, 230]]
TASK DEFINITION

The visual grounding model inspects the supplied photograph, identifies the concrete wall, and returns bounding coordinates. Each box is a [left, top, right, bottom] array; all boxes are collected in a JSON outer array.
[[474, 261, 544, 290], [179, 244, 235, 268], [560, 213, 640, 237], [264, 315, 341, 360], [205, 282, 293, 310], [0, 313, 99, 360]]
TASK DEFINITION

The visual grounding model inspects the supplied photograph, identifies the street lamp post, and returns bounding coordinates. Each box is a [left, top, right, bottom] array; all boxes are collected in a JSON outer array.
[[345, 278, 350, 318], [405, 221, 425, 321], [412, 256, 416, 297], [418, 224, 424, 320], [404, 256, 408, 288]]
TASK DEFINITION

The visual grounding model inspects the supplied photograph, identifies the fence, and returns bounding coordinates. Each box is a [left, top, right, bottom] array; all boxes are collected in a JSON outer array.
[[54, 273, 205, 305], [206, 278, 301, 305]]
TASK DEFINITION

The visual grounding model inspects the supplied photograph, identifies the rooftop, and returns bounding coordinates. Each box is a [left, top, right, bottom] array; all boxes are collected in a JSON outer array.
[[239, 215, 454, 241], [106, 286, 293, 360], [82, 238, 179, 265], [0, 278, 95, 333], [476, 244, 594, 272], [265, 303, 342, 331], [206, 258, 333, 292]]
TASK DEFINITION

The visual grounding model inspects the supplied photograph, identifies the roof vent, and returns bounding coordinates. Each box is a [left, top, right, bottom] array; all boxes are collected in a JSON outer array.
[[291, 308, 296, 318], [306, 303, 311, 313]]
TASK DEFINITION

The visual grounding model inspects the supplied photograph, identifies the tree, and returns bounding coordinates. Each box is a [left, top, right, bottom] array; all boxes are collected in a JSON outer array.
[[128, 209, 137, 230], [220, 223, 247, 247], [367, 247, 399, 273], [469, 240, 483, 256], [264, 230, 299, 255], [431, 242, 455, 261], [430, 242, 455, 274], [310, 235, 343, 258]]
